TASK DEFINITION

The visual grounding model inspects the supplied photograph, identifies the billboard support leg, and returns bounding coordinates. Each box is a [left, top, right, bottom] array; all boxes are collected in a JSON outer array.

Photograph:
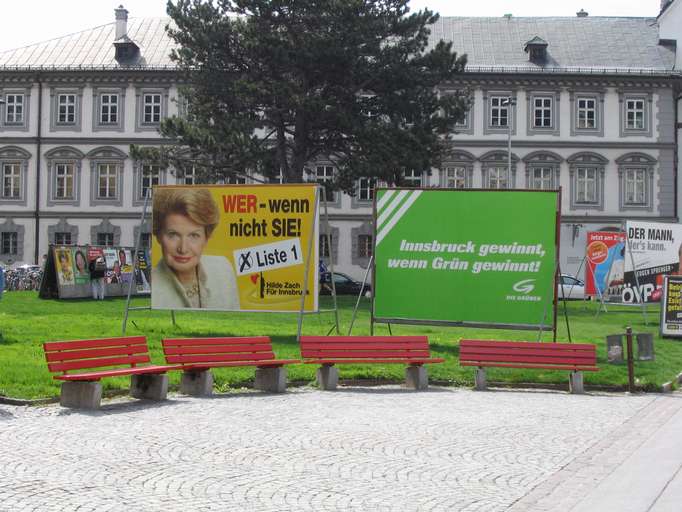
[[122, 188, 151, 336], [348, 255, 373, 335], [298, 186, 324, 342]]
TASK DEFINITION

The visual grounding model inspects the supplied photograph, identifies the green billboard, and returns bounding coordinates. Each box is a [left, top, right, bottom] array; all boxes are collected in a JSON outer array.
[[373, 189, 559, 329]]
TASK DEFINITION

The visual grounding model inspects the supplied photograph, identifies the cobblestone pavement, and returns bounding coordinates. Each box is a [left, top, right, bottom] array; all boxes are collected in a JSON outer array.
[[0, 386, 667, 511]]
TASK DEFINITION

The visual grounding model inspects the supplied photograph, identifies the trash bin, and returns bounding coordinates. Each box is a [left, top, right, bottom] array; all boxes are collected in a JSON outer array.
[[636, 333, 654, 361], [606, 334, 624, 363]]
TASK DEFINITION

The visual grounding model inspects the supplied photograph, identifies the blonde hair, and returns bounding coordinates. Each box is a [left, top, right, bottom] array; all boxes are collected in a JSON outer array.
[[152, 188, 220, 239]]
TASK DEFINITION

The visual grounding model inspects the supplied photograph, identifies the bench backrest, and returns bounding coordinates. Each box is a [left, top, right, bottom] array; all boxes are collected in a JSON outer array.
[[43, 336, 151, 375], [459, 339, 597, 368], [299, 335, 431, 361], [162, 336, 276, 366]]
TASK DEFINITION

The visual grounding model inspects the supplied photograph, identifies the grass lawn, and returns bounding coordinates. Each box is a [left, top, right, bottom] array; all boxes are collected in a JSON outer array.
[[1, 291, 681, 399]]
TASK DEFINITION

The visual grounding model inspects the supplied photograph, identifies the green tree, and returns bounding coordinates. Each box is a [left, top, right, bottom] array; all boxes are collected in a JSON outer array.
[[134, 0, 469, 190]]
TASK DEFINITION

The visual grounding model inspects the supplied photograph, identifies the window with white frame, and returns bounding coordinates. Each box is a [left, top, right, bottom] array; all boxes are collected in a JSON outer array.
[[357, 234, 373, 258], [143, 93, 162, 124], [4, 94, 23, 124], [575, 167, 598, 204], [99, 93, 118, 124], [54, 232, 72, 246], [625, 98, 645, 130], [487, 166, 509, 189], [489, 96, 510, 127], [97, 233, 114, 247], [2, 163, 21, 199], [54, 163, 75, 200], [1, 232, 17, 255], [97, 163, 118, 199], [533, 96, 552, 128], [568, 152, 606, 210], [226, 174, 247, 185], [443, 166, 467, 188], [57, 94, 76, 124], [140, 164, 160, 199], [616, 153, 656, 211], [181, 166, 196, 185], [403, 169, 422, 187], [530, 167, 554, 190], [314, 165, 337, 201], [576, 97, 596, 129], [356, 177, 375, 201], [624, 168, 647, 205]]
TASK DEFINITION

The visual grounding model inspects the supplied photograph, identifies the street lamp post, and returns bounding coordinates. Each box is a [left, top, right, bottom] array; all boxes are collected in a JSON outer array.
[[501, 97, 516, 180]]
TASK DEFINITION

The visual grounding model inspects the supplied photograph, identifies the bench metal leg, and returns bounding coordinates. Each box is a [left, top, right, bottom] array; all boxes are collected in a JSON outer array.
[[130, 373, 169, 401], [569, 371, 585, 394], [60, 381, 102, 409], [475, 367, 487, 391], [316, 365, 339, 390], [181, 370, 214, 396], [405, 365, 428, 390], [254, 367, 287, 393]]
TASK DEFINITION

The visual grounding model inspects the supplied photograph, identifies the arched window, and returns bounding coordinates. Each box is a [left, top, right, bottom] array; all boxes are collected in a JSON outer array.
[[523, 151, 562, 190], [567, 152, 608, 211], [616, 153, 656, 211]]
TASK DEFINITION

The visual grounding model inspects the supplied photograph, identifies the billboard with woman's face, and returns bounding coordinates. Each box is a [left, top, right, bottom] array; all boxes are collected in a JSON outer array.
[[150, 184, 319, 312]]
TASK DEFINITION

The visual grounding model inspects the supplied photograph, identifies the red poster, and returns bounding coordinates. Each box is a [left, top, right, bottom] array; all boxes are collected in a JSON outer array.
[[585, 231, 626, 297]]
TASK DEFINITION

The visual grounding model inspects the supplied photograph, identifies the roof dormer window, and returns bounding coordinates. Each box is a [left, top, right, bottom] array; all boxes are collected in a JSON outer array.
[[524, 36, 548, 64]]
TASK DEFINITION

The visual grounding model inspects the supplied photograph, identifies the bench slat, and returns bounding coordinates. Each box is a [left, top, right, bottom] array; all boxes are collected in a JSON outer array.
[[301, 349, 432, 359], [44, 336, 147, 352], [461, 339, 595, 352], [165, 352, 278, 364], [44, 345, 149, 363], [164, 344, 275, 356], [301, 341, 429, 351], [461, 361, 599, 372], [53, 364, 179, 381], [163, 337, 271, 347], [48, 354, 152, 373], [183, 359, 300, 370], [304, 358, 445, 365], [461, 346, 595, 358], [301, 336, 428, 344], [461, 353, 595, 366]]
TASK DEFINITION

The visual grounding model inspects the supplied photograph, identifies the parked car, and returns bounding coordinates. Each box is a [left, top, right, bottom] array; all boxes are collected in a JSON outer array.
[[559, 274, 585, 300], [319, 271, 371, 296]]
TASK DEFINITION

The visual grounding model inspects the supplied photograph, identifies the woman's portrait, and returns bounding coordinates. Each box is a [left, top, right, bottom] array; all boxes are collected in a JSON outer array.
[[56, 249, 75, 286], [151, 188, 240, 309], [74, 250, 88, 275], [118, 249, 127, 267]]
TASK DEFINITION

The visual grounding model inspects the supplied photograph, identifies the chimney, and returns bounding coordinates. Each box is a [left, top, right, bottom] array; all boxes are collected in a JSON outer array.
[[115, 5, 128, 40], [576, 9, 588, 17]]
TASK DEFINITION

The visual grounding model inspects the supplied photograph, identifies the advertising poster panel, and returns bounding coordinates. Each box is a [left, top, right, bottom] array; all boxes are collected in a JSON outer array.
[[624, 221, 682, 303], [585, 231, 625, 298], [661, 275, 682, 337], [151, 184, 319, 312], [39, 245, 150, 299], [373, 189, 558, 329]]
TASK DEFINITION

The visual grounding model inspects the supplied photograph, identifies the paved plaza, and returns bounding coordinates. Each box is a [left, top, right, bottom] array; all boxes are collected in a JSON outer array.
[[0, 386, 681, 511]]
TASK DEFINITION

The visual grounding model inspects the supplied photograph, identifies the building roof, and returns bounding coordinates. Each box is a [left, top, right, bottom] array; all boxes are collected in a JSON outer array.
[[430, 16, 676, 74], [0, 15, 677, 75], [0, 18, 176, 69]]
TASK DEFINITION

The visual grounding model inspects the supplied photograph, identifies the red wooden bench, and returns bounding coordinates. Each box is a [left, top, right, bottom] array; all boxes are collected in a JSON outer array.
[[162, 336, 298, 395], [459, 339, 599, 394], [299, 335, 444, 390], [43, 336, 179, 409]]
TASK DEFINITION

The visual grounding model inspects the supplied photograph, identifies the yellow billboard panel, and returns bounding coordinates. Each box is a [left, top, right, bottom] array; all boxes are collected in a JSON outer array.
[[151, 184, 319, 311]]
